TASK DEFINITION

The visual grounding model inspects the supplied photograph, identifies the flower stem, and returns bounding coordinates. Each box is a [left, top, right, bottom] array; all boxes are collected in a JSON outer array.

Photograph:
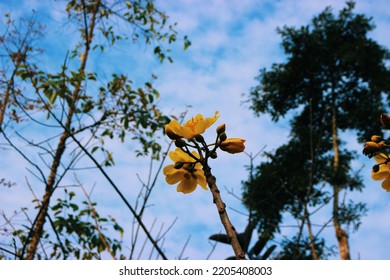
[[202, 163, 245, 260]]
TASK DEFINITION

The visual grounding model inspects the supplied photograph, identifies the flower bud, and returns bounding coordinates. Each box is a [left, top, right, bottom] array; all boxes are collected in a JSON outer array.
[[195, 134, 205, 143], [174, 162, 184, 169], [219, 138, 246, 154], [209, 151, 218, 159], [174, 138, 187, 148], [381, 113, 390, 129], [371, 135, 382, 142], [363, 141, 385, 157], [219, 132, 227, 142], [216, 124, 226, 135], [165, 126, 181, 140]]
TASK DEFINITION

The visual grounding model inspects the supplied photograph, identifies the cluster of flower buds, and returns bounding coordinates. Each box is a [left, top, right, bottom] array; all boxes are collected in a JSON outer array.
[[363, 113, 390, 158], [363, 113, 390, 192], [164, 112, 246, 157], [363, 135, 389, 158], [162, 112, 246, 194], [381, 113, 390, 130], [215, 124, 246, 154]]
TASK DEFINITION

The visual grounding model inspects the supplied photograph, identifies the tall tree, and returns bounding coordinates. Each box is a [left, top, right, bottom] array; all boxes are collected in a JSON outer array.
[[0, 0, 189, 259], [244, 1, 390, 259]]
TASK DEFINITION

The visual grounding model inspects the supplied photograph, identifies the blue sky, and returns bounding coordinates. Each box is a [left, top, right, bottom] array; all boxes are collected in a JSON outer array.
[[1, 0, 390, 260]]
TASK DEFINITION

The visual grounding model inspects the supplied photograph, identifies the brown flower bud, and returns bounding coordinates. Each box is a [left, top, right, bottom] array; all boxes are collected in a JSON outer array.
[[209, 151, 218, 159], [371, 135, 382, 142], [219, 132, 227, 142], [363, 141, 385, 157], [219, 138, 246, 154], [195, 134, 205, 143], [216, 124, 226, 135], [174, 162, 184, 169], [381, 113, 390, 129], [174, 138, 187, 148]]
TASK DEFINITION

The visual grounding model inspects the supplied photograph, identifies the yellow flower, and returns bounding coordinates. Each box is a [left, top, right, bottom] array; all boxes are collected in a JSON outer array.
[[165, 112, 219, 139], [219, 138, 246, 154], [372, 153, 390, 192], [163, 148, 208, 194]]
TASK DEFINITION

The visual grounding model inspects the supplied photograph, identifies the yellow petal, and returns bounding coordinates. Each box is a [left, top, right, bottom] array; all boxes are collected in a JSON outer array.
[[177, 176, 197, 194], [193, 121, 208, 135], [195, 170, 208, 190], [168, 149, 185, 163], [382, 176, 390, 192], [372, 165, 390, 180], [169, 148, 199, 163], [163, 165, 175, 175], [179, 127, 196, 139], [374, 153, 388, 164], [204, 111, 219, 128], [165, 170, 186, 185], [166, 119, 182, 134], [165, 112, 220, 139]]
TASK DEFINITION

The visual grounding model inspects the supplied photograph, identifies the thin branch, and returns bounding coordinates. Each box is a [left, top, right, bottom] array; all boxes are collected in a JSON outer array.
[[202, 163, 245, 260], [178, 235, 191, 260], [137, 218, 156, 260], [79, 180, 117, 260]]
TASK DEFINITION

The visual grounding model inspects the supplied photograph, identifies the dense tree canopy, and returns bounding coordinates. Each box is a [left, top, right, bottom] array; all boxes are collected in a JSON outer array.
[[244, 1, 390, 259]]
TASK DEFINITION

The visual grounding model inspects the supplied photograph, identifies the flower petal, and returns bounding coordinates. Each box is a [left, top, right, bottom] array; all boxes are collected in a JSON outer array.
[[168, 148, 199, 163], [177, 176, 197, 194], [204, 111, 219, 128], [382, 176, 390, 192], [194, 170, 208, 190], [168, 149, 185, 163], [372, 164, 390, 180], [166, 119, 182, 134], [374, 153, 389, 164], [163, 165, 175, 175], [165, 169, 186, 185]]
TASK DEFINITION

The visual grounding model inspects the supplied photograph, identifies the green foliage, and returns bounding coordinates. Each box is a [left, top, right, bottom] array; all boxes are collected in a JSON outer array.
[[242, 138, 365, 238], [249, 1, 390, 142], [0, 13, 46, 124], [65, 0, 189, 63], [0, 0, 189, 260], [244, 1, 389, 259], [49, 189, 124, 260], [276, 236, 332, 260]]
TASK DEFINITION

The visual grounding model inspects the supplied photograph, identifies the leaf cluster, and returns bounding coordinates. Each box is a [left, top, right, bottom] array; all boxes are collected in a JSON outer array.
[[249, 1, 390, 142], [0, 0, 189, 260], [49, 189, 124, 259], [243, 1, 387, 258]]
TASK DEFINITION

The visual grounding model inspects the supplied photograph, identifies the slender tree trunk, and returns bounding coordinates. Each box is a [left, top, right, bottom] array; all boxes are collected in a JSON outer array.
[[0, 74, 14, 128], [331, 104, 351, 260], [0, 54, 23, 128], [306, 98, 318, 259], [25, 0, 100, 259], [26, 131, 68, 259]]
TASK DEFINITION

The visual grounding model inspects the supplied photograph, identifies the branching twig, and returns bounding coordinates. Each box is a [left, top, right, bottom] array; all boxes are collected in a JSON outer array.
[[78, 180, 117, 260]]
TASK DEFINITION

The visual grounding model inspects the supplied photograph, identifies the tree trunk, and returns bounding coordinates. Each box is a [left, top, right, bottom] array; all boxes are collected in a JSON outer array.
[[26, 132, 68, 259], [331, 104, 351, 260], [25, 0, 100, 259]]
